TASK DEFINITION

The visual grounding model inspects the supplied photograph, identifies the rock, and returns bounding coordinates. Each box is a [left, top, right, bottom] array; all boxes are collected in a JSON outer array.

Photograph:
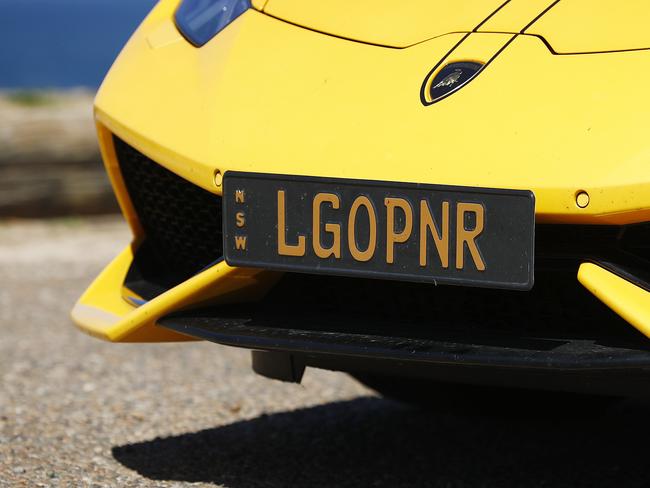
[[0, 90, 119, 218]]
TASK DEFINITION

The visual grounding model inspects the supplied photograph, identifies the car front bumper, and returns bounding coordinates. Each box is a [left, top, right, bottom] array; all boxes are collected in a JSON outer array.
[[73, 0, 650, 393]]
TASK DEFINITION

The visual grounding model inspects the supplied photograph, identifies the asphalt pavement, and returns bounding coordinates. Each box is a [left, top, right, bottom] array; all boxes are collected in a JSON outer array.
[[2, 217, 650, 487]]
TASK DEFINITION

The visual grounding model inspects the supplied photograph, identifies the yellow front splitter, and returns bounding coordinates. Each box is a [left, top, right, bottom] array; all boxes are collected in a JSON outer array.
[[71, 244, 273, 342], [579, 262, 650, 340]]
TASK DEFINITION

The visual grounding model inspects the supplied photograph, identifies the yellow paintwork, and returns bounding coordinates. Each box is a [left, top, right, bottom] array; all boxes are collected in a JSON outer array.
[[477, 0, 555, 33], [96, 4, 650, 225], [72, 242, 275, 342], [526, 0, 650, 53], [250, 0, 268, 11], [76, 0, 650, 342], [145, 19, 184, 50], [260, 0, 507, 48], [96, 124, 142, 237], [578, 263, 650, 340]]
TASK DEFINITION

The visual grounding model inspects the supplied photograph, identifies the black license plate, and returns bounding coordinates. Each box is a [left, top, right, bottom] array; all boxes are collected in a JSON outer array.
[[222, 172, 535, 290]]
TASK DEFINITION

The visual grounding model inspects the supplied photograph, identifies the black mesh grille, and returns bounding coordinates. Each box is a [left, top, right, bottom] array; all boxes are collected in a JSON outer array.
[[257, 269, 641, 341], [114, 136, 223, 281]]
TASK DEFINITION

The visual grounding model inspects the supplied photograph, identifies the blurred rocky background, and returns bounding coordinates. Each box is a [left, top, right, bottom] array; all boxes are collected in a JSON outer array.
[[0, 0, 156, 218], [0, 89, 115, 217]]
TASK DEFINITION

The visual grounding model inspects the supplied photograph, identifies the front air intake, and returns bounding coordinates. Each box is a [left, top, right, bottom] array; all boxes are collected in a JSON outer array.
[[114, 136, 223, 282]]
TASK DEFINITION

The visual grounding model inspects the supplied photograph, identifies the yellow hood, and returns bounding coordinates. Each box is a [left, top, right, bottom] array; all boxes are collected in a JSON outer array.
[[524, 0, 650, 53], [259, 0, 509, 48]]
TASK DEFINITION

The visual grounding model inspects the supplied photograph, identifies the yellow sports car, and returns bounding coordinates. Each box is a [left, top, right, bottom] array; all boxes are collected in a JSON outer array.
[[74, 0, 650, 402]]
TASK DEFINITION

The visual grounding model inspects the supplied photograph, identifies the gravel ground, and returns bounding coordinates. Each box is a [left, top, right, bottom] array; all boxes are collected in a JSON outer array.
[[2, 217, 650, 487]]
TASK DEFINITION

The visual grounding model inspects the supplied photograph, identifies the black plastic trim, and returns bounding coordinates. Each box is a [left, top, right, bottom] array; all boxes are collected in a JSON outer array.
[[158, 305, 650, 372]]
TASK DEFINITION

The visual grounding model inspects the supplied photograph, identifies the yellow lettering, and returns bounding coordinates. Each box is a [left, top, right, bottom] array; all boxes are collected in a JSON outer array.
[[419, 200, 449, 268], [348, 196, 377, 262], [277, 190, 306, 256], [312, 193, 341, 259], [234, 235, 247, 250], [235, 190, 245, 203], [236, 211, 245, 228], [385, 197, 413, 264], [456, 202, 486, 271]]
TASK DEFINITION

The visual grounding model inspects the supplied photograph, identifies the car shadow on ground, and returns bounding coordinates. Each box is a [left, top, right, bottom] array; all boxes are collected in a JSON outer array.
[[112, 396, 650, 487]]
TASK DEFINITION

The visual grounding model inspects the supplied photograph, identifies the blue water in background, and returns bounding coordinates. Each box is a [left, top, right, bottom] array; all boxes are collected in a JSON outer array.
[[0, 0, 158, 88]]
